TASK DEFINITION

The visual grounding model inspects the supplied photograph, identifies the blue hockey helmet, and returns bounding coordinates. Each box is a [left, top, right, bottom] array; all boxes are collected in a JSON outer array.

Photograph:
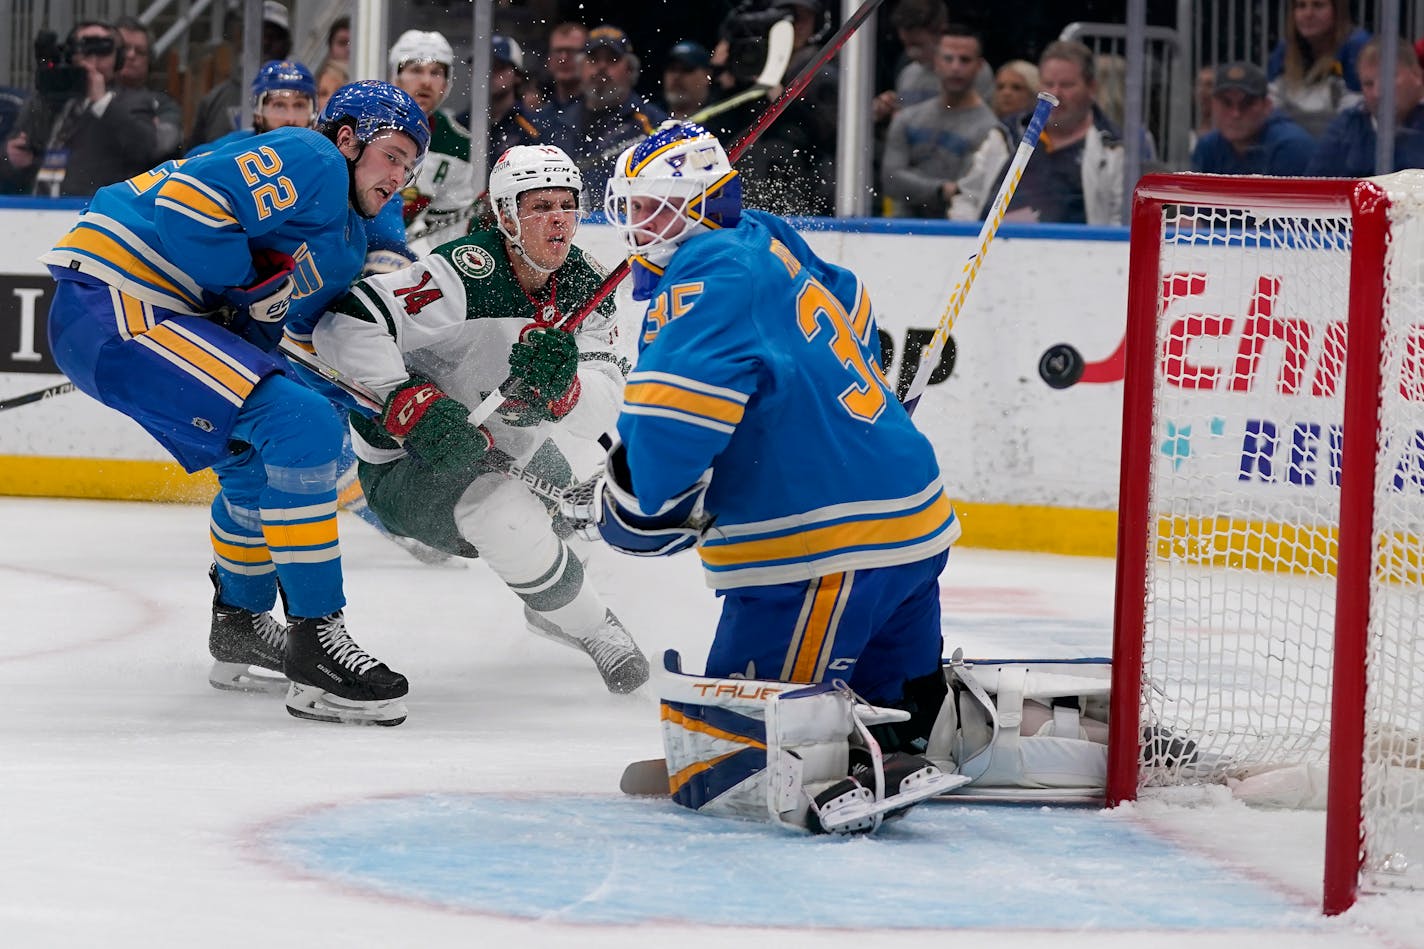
[[252, 59, 316, 102], [317, 79, 430, 163]]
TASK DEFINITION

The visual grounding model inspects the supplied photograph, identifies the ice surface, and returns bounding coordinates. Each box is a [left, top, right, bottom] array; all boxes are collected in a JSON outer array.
[[2, 497, 1421, 947]]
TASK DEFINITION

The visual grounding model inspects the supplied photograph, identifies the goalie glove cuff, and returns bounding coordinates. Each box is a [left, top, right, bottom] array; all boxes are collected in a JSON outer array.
[[595, 443, 711, 557]]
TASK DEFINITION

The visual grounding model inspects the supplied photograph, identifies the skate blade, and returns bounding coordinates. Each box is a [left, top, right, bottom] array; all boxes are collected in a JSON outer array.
[[208, 661, 289, 695], [284, 682, 407, 726]]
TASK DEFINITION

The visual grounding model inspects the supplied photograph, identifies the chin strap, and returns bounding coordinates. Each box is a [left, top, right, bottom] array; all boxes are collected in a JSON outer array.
[[345, 151, 382, 220]]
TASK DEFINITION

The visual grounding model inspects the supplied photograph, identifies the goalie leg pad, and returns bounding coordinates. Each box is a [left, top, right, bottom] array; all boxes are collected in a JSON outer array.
[[658, 650, 966, 832]]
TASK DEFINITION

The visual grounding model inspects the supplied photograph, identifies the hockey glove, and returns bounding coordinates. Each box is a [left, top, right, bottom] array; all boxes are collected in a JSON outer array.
[[496, 378, 582, 427], [509, 326, 579, 396], [225, 248, 296, 323], [381, 377, 492, 476], [591, 443, 711, 557]]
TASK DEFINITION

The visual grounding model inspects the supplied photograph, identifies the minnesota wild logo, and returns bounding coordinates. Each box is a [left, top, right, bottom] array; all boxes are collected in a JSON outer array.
[[450, 244, 496, 280]]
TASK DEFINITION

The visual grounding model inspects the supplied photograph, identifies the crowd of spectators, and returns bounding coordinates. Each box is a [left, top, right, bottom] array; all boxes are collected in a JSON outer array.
[[5, 0, 1424, 224]]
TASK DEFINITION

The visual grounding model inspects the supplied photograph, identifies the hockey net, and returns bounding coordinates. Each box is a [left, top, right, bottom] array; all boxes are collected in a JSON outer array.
[[1106, 172, 1424, 914]]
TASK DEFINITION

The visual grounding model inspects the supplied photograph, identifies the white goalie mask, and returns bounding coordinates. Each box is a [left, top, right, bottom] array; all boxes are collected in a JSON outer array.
[[488, 144, 584, 272], [604, 122, 741, 298]]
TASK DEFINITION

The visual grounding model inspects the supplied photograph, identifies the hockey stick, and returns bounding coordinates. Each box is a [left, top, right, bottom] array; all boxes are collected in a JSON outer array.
[[900, 91, 1057, 417], [0, 380, 76, 413], [276, 338, 587, 505], [466, 0, 891, 428]]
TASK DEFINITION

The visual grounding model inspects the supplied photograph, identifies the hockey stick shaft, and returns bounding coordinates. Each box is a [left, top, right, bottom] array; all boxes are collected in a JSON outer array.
[[0, 380, 76, 412], [276, 339, 580, 505], [466, 0, 890, 428], [901, 92, 1057, 417]]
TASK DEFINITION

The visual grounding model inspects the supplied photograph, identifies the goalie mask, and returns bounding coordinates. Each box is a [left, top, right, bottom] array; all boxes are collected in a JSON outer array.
[[488, 145, 583, 274], [605, 122, 742, 300]]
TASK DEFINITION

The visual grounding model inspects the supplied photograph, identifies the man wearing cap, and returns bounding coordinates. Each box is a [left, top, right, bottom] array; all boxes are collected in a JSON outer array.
[[1308, 38, 1424, 177], [487, 35, 543, 171], [544, 24, 666, 200], [1192, 61, 1315, 176], [660, 41, 712, 121], [187, 1, 293, 150]]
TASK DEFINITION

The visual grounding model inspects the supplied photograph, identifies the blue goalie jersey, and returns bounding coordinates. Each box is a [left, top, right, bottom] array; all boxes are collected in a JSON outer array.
[[619, 210, 961, 589], [41, 125, 368, 347]]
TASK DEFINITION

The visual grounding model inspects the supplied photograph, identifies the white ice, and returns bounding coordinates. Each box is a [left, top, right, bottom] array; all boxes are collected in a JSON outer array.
[[2, 496, 1422, 948]]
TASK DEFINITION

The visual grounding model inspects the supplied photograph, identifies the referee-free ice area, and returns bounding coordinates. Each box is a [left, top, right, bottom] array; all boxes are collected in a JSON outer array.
[[3, 495, 1422, 948]]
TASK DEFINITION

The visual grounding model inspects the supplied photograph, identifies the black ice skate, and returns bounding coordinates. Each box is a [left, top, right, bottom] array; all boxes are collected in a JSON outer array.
[[208, 566, 288, 694], [524, 607, 650, 694], [283, 612, 409, 726]]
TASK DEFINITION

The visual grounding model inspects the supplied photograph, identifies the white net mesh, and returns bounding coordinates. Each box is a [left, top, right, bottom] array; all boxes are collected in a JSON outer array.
[[1132, 174, 1424, 892]]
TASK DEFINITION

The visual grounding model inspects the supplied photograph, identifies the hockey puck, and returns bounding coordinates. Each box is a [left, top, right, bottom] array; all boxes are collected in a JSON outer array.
[[1038, 343, 1085, 389]]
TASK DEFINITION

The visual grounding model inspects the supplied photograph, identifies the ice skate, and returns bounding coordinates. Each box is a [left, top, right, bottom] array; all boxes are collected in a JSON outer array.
[[524, 606, 650, 694], [207, 567, 288, 694], [283, 612, 409, 726]]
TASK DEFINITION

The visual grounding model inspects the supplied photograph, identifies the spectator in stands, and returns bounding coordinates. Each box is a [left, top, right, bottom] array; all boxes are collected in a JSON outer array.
[[487, 35, 542, 169], [0, 20, 165, 196], [187, 1, 292, 150], [874, 0, 993, 125], [326, 17, 350, 65], [315, 59, 347, 115], [1189, 64, 1216, 151], [1267, 0, 1368, 139], [546, 25, 664, 202], [1191, 62, 1315, 175], [1308, 38, 1424, 177], [881, 26, 997, 218], [660, 41, 712, 122], [985, 40, 1144, 226], [114, 16, 181, 161], [537, 22, 588, 132], [991, 60, 1039, 120]]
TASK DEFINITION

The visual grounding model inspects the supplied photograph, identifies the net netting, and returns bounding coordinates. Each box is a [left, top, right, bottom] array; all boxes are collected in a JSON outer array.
[[1133, 173, 1424, 891]]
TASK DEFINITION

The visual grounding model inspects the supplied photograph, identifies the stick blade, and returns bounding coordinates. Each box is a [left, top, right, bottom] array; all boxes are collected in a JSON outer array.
[[620, 757, 670, 796]]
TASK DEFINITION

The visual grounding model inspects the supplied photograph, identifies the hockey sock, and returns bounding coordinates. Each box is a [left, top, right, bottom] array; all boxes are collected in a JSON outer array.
[[209, 491, 278, 613]]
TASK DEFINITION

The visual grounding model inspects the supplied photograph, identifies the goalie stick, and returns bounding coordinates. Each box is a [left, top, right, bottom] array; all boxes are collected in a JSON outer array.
[[900, 91, 1057, 416], [466, 0, 891, 428], [0, 380, 76, 413], [276, 338, 591, 506]]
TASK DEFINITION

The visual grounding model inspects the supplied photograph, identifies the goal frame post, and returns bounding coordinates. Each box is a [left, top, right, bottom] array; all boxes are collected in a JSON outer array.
[[1104, 173, 1391, 915]]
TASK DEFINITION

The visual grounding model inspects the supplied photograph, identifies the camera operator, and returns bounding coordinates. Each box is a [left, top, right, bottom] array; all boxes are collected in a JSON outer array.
[[705, 0, 837, 215], [1, 21, 164, 197]]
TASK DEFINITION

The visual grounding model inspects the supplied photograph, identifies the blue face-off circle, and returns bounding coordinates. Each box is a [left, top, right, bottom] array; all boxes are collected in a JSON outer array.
[[255, 792, 1322, 931]]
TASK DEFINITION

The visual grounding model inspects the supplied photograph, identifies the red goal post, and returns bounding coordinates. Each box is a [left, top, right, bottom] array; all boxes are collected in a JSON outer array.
[[1106, 172, 1424, 915]]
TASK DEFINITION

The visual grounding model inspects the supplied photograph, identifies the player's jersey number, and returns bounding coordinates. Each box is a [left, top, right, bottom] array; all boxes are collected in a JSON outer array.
[[796, 278, 889, 423], [235, 146, 298, 219]]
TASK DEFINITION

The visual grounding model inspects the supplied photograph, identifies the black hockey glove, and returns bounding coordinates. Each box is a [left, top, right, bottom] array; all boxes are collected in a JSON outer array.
[[381, 377, 492, 476]]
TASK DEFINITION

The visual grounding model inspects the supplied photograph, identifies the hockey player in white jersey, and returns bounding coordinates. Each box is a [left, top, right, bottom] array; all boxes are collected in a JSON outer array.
[[572, 122, 966, 831], [312, 144, 649, 694]]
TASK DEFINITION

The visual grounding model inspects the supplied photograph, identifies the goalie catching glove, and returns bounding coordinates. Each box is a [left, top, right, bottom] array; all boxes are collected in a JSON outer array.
[[381, 377, 492, 476], [499, 326, 581, 425], [558, 442, 711, 555], [225, 248, 296, 323]]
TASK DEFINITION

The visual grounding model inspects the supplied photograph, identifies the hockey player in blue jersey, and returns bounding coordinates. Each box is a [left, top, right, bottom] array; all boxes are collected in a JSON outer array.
[[580, 122, 966, 832], [41, 80, 430, 726]]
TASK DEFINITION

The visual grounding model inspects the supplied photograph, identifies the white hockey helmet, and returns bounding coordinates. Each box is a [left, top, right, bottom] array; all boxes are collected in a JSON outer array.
[[605, 122, 741, 274], [489, 145, 583, 265], [388, 30, 454, 78]]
